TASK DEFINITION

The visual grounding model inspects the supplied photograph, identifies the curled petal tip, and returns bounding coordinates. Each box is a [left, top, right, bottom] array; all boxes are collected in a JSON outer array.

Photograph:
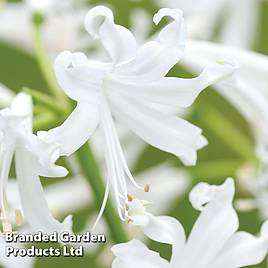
[[55, 51, 73, 68], [84, 5, 114, 39], [153, 8, 183, 25], [189, 178, 235, 211]]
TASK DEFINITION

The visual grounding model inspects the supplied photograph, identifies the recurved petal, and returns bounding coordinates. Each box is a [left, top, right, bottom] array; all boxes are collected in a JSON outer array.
[[110, 61, 234, 108], [145, 216, 186, 265], [127, 199, 185, 265], [54, 51, 110, 102], [112, 239, 170, 268], [183, 40, 268, 97], [178, 178, 239, 268], [23, 133, 68, 178], [15, 148, 73, 234], [212, 220, 268, 268], [108, 92, 205, 166], [115, 8, 185, 82], [84, 6, 137, 64], [38, 101, 99, 157]]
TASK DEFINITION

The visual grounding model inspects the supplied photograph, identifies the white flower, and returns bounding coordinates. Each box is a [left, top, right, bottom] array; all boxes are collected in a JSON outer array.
[[181, 40, 268, 163], [156, 0, 260, 49], [112, 178, 268, 268], [40, 6, 234, 221], [0, 92, 72, 234]]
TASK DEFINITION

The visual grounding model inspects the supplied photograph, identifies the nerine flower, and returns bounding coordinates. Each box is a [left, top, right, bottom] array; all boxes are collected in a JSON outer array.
[[0, 93, 72, 234], [40, 6, 234, 220], [112, 178, 268, 268]]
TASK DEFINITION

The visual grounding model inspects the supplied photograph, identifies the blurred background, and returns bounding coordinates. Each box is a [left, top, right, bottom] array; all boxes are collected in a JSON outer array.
[[0, 0, 268, 267]]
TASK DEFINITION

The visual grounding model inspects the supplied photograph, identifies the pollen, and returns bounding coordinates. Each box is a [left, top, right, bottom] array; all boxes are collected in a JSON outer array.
[[127, 194, 134, 202], [15, 208, 24, 226], [144, 184, 150, 192]]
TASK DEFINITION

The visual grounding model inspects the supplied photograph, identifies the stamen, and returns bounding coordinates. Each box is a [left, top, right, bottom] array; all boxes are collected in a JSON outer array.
[[15, 208, 24, 226], [144, 184, 150, 193], [127, 193, 134, 202]]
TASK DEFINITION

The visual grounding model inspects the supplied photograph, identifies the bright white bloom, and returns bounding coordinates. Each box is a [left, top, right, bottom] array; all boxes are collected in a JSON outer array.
[[0, 93, 72, 234], [157, 0, 261, 49], [181, 40, 268, 163], [112, 178, 268, 268], [40, 6, 234, 221]]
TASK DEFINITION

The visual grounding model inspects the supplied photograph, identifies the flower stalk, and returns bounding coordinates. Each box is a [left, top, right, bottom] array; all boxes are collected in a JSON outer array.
[[32, 12, 68, 107]]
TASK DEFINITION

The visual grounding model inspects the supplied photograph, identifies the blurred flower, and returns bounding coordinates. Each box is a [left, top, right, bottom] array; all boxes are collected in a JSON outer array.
[[181, 40, 268, 163], [156, 0, 261, 49], [0, 92, 71, 234], [236, 164, 268, 220], [0, 1, 86, 54], [40, 6, 234, 221], [112, 179, 268, 267]]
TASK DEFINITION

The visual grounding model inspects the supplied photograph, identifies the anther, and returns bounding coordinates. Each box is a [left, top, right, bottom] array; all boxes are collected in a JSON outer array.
[[127, 193, 134, 202], [144, 184, 150, 192], [15, 208, 24, 226]]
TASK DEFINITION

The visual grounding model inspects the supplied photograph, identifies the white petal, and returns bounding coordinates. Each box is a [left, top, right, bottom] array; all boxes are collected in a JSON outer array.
[[184, 40, 268, 96], [144, 216, 186, 265], [0, 237, 35, 268], [0, 83, 15, 108], [38, 101, 99, 156], [54, 51, 110, 102], [127, 199, 186, 265], [109, 61, 234, 108], [182, 40, 268, 161], [115, 8, 185, 82], [212, 220, 268, 268], [112, 239, 170, 268], [23, 133, 68, 177], [108, 92, 205, 166], [84, 6, 137, 64], [15, 148, 72, 234], [179, 178, 238, 268], [10, 92, 32, 118]]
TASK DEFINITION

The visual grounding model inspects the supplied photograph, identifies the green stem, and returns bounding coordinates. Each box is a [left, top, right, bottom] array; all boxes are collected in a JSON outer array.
[[33, 111, 57, 131], [23, 87, 64, 114], [32, 16, 68, 106], [76, 143, 128, 244]]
